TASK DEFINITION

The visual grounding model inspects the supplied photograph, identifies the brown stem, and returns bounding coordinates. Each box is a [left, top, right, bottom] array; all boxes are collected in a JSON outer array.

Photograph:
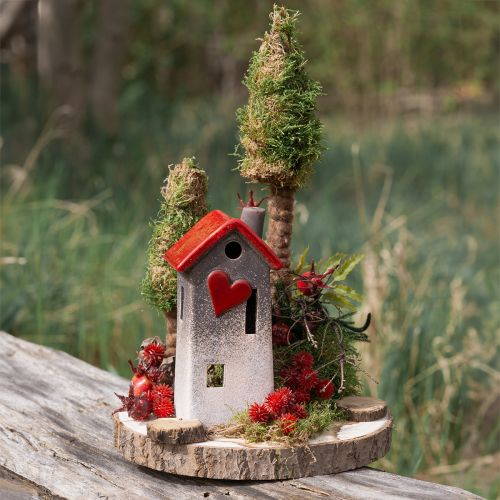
[[266, 185, 295, 298], [163, 309, 177, 358]]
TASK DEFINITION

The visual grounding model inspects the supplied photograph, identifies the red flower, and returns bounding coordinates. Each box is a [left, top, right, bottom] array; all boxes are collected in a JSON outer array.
[[296, 262, 334, 296], [264, 387, 294, 417], [297, 369, 319, 391], [315, 379, 334, 400], [292, 351, 314, 370], [278, 413, 298, 435], [249, 403, 271, 423], [142, 341, 166, 367], [289, 404, 309, 420]]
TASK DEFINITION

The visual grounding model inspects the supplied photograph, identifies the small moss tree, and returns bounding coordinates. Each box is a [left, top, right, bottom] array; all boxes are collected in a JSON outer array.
[[237, 5, 322, 289], [141, 158, 208, 356]]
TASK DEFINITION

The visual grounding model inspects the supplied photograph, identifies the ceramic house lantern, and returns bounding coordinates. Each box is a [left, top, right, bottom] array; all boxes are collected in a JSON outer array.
[[163, 209, 282, 427]]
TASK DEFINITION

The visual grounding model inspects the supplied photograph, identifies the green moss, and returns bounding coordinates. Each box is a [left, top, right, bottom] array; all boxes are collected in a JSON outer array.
[[213, 400, 345, 445], [141, 158, 208, 312], [237, 5, 323, 189]]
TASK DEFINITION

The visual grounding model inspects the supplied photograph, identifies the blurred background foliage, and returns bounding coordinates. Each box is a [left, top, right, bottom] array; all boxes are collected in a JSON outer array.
[[0, 0, 499, 497]]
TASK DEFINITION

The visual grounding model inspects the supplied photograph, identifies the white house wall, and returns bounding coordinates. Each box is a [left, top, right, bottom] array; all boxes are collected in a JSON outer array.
[[174, 231, 274, 427]]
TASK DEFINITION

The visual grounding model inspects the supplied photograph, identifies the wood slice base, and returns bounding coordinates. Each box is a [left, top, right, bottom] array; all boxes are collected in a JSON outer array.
[[113, 396, 393, 480]]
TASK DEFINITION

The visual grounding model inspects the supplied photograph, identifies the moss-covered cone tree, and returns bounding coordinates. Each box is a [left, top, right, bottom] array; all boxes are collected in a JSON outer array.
[[141, 158, 208, 357], [237, 5, 322, 288]]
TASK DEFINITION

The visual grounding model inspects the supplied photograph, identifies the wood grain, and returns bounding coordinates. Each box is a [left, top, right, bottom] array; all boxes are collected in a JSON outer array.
[[147, 418, 206, 444], [0, 332, 482, 499], [115, 410, 393, 480], [337, 395, 388, 422]]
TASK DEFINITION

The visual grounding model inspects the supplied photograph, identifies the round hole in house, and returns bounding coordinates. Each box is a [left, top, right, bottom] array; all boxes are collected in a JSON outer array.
[[225, 241, 242, 259]]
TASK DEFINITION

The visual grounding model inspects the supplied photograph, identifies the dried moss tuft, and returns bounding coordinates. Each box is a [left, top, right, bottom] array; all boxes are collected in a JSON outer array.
[[237, 5, 323, 189], [211, 400, 345, 446], [141, 158, 208, 312]]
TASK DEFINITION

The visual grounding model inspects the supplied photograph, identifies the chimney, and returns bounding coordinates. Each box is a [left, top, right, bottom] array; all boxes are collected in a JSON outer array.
[[240, 206, 265, 238]]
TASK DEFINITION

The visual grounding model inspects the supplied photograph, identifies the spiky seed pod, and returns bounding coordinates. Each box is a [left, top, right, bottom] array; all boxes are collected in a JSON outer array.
[[249, 402, 271, 423], [297, 369, 319, 392], [289, 403, 308, 420], [280, 366, 300, 388], [293, 390, 311, 405], [315, 379, 334, 400], [278, 412, 298, 436], [237, 5, 322, 286], [152, 384, 174, 401], [292, 351, 314, 370], [142, 341, 166, 368], [264, 387, 294, 417], [152, 384, 175, 418], [153, 397, 175, 418]]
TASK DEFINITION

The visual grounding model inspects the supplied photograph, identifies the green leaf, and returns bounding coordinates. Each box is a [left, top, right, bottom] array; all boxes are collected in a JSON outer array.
[[322, 252, 344, 272], [334, 253, 364, 281], [333, 284, 364, 303], [323, 291, 357, 311]]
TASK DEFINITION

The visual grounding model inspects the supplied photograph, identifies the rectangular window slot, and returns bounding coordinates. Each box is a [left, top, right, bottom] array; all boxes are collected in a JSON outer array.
[[207, 364, 224, 387], [180, 286, 184, 320], [245, 289, 257, 334]]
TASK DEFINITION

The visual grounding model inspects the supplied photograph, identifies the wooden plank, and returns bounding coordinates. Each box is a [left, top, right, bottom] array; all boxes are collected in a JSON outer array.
[[0, 332, 482, 499]]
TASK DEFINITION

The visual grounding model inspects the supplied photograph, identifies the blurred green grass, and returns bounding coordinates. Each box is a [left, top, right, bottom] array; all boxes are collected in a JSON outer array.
[[1, 98, 499, 497]]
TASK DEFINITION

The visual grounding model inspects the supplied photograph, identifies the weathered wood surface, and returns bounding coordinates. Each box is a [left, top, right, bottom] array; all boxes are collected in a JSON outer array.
[[0, 332, 482, 499]]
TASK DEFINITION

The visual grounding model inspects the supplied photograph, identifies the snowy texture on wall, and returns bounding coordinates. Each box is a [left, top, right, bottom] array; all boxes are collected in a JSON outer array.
[[164, 210, 282, 426]]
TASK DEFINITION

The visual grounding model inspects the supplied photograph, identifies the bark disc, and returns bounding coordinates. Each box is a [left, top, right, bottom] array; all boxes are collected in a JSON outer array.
[[113, 398, 393, 480]]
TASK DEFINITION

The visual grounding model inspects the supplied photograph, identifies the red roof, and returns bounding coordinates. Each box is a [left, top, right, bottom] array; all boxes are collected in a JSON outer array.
[[164, 210, 283, 272]]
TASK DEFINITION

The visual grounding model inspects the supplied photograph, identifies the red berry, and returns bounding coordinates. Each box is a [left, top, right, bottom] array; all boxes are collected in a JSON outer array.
[[278, 413, 298, 435], [315, 379, 334, 400], [249, 403, 271, 423], [292, 351, 314, 370], [131, 374, 153, 397], [264, 387, 294, 417]]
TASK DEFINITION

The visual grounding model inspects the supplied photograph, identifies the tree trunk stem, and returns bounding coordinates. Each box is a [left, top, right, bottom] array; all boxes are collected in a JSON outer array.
[[266, 186, 295, 295], [163, 309, 177, 358]]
